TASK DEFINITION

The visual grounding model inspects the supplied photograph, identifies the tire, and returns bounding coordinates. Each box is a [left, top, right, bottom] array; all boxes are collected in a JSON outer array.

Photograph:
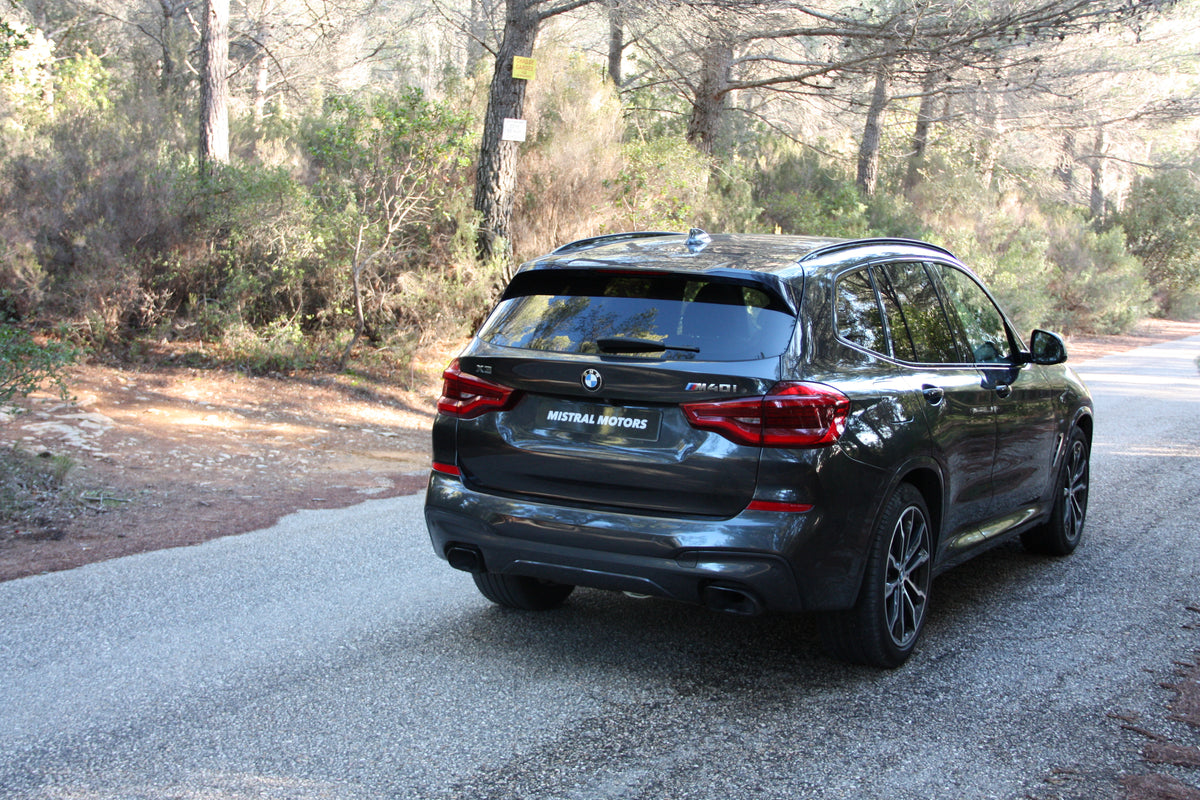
[[472, 572, 575, 611], [820, 483, 933, 669], [1022, 428, 1090, 556]]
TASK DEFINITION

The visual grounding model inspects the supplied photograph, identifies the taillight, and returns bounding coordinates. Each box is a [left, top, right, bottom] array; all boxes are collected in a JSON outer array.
[[437, 359, 518, 419], [681, 382, 849, 447]]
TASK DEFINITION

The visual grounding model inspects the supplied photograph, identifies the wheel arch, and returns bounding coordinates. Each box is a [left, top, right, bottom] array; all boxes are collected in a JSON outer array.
[[902, 465, 944, 549], [858, 458, 944, 581], [1073, 408, 1094, 444]]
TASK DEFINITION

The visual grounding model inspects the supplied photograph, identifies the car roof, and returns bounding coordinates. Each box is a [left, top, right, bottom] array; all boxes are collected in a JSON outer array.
[[521, 230, 960, 279]]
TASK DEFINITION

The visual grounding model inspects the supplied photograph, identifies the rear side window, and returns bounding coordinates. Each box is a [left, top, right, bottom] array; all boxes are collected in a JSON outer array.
[[876, 263, 962, 364], [479, 270, 797, 362], [835, 268, 888, 354]]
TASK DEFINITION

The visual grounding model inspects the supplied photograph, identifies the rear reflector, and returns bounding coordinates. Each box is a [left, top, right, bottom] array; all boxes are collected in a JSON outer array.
[[432, 461, 461, 477], [746, 500, 814, 513], [682, 382, 849, 447], [437, 359, 519, 419]]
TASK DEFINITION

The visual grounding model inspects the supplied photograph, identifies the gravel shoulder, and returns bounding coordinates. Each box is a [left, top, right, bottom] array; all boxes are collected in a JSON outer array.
[[1, 319, 1198, 583]]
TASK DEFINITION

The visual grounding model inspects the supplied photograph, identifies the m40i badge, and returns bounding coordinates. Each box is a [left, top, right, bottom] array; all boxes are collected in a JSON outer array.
[[685, 381, 740, 392]]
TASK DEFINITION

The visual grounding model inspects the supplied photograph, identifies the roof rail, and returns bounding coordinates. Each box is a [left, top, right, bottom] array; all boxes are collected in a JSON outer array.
[[799, 237, 958, 263], [550, 231, 678, 255]]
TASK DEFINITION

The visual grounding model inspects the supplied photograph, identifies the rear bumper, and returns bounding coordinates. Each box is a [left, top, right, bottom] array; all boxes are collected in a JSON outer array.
[[423, 471, 863, 612]]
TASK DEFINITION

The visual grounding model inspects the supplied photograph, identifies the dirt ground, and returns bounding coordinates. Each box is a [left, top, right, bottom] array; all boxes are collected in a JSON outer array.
[[0, 339, 462, 582], [3, 319, 1200, 584]]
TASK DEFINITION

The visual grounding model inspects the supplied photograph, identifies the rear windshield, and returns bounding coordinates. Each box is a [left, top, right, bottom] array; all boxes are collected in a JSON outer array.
[[478, 270, 797, 361]]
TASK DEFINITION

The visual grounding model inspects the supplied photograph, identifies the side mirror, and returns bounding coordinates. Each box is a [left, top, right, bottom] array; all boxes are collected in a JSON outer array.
[[1029, 329, 1067, 365]]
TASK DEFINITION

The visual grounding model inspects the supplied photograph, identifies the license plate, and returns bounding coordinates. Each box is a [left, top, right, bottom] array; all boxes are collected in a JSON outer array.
[[538, 403, 662, 442]]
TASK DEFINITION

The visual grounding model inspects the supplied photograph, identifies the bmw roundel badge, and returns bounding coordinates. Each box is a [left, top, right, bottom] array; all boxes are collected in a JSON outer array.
[[581, 368, 603, 393]]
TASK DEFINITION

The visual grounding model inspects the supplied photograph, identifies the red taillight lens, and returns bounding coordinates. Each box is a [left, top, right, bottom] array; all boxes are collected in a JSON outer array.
[[437, 359, 518, 419], [680, 396, 764, 446], [746, 499, 814, 513], [760, 382, 850, 446], [681, 382, 849, 447]]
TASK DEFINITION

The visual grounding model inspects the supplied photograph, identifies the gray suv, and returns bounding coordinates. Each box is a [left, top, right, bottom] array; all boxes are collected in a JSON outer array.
[[424, 230, 1093, 667]]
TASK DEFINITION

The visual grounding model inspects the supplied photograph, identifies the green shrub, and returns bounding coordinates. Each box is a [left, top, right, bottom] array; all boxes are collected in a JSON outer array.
[[301, 88, 478, 351], [1115, 170, 1200, 318], [172, 162, 321, 335], [752, 141, 871, 237], [935, 200, 1056, 333], [902, 165, 1150, 333], [0, 321, 79, 402], [0, 63, 189, 341], [613, 136, 711, 231], [1044, 222, 1150, 334]]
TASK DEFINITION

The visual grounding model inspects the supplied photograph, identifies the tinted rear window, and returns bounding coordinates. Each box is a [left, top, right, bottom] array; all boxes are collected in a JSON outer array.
[[478, 270, 797, 361], [876, 263, 962, 364], [835, 267, 888, 354]]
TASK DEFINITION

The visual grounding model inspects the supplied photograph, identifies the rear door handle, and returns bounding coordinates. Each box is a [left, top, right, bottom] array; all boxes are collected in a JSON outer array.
[[922, 385, 945, 405]]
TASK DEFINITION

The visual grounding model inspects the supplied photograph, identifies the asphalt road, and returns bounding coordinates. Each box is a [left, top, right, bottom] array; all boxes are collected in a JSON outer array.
[[2, 336, 1199, 800]]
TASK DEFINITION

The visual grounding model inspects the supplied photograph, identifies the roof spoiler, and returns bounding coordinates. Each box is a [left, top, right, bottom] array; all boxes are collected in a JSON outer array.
[[550, 231, 679, 255]]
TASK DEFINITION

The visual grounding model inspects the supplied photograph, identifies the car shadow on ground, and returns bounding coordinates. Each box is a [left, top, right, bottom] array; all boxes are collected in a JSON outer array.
[[428, 539, 1057, 688]]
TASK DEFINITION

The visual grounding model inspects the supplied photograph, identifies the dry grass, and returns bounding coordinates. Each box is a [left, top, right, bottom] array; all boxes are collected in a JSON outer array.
[[0, 443, 77, 538]]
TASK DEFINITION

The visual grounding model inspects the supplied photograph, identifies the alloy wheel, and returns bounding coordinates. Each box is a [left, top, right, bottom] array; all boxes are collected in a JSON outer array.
[[884, 505, 932, 649], [1061, 438, 1089, 545]]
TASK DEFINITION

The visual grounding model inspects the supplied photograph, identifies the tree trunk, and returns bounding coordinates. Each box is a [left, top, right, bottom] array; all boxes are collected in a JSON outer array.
[[250, 15, 272, 158], [1089, 124, 1108, 221], [1053, 130, 1077, 194], [607, 0, 623, 86], [977, 91, 1005, 191], [902, 73, 938, 197], [685, 37, 733, 156], [153, 0, 188, 98], [856, 67, 890, 197], [473, 0, 540, 264], [199, 0, 230, 173], [466, 0, 491, 75]]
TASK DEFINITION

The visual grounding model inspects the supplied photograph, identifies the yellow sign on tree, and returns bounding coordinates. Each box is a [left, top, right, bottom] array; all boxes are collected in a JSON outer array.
[[512, 56, 537, 81]]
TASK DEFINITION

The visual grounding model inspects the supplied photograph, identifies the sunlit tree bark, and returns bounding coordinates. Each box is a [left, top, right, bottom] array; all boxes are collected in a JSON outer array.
[[686, 34, 734, 155], [903, 72, 940, 196], [473, 0, 594, 265], [199, 0, 230, 172], [856, 64, 891, 196], [607, 0, 623, 86]]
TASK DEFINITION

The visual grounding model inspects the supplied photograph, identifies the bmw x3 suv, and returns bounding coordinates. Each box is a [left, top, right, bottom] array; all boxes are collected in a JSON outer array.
[[424, 230, 1093, 668]]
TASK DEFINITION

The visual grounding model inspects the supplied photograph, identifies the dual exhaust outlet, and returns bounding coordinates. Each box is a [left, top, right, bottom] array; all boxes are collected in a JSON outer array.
[[444, 544, 763, 617]]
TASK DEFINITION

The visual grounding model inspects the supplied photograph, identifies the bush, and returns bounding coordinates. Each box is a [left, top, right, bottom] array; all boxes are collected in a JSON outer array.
[[169, 162, 322, 337], [1044, 222, 1150, 334], [512, 49, 713, 259], [2, 68, 493, 372], [905, 167, 1148, 334], [0, 321, 79, 402], [0, 54, 190, 341], [1115, 170, 1200, 318], [934, 196, 1056, 333], [613, 136, 712, 231], [752, 141, 871, 237]]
